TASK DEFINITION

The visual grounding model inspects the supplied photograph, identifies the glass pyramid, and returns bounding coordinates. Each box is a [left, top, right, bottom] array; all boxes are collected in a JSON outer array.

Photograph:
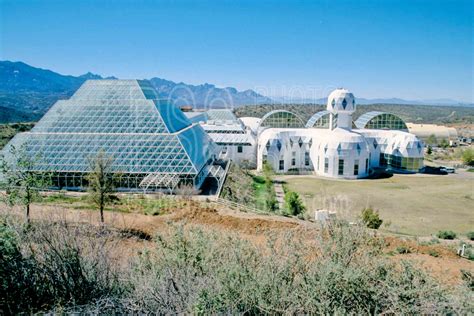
[[2, 80, 216, 191]]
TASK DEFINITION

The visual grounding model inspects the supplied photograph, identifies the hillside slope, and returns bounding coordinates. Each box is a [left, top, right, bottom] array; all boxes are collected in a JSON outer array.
[[0, 61, 272, 122]]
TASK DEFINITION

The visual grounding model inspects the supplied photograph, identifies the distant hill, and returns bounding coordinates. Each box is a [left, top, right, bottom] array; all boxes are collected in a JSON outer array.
[[0, 60, 272, 122], [235, 103, 474, 125], [0, 60, 472, 123], [0, 61, 92, 121], [149, 77, 272, 108], [0, 105, 34, 123], [272, 96, 473, 107]]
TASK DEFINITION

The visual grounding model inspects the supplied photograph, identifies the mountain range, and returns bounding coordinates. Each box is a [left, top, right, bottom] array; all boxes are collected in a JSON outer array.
[[0, 61, 272, 122], [272, 96, 473, 106], [0, 60, 471, 123]]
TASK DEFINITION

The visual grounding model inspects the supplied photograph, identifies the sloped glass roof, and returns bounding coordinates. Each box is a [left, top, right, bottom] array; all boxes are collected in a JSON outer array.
[[258, 110, 305, 129], [32, 100, 170, 134], [71, 79, 150, 100], [306, 111, 330, 128], [206, 109, 238, 121], [355, 111, 408, 131], [2, 80, 215, 183]]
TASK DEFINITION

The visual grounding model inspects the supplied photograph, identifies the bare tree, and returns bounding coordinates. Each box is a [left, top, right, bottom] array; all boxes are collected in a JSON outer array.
[[0, 145, 50, 224], [86, 150, 119, 223]]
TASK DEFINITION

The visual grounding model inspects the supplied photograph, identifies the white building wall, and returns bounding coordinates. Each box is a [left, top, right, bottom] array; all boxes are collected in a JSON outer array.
[[256, 128, 370, 179], [310, 131, 370, 179], [219, 143, 257, 166]]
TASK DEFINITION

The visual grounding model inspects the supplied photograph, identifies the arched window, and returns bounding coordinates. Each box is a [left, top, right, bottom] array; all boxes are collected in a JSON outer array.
[[354, 111, 408, 131], [306, 111, 340, 129], [258, 110, 305, 129]]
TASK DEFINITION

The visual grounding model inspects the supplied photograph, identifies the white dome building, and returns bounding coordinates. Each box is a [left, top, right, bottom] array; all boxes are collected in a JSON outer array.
[[311, 128, 371, 179], [327, 88, 356, 130], [186, 88, 426, 179], [327, 88, 356, 113]]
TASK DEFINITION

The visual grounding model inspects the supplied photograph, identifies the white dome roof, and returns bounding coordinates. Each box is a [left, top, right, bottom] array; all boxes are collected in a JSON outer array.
[[385, 132, 424, 157], [327, 88, 356, 113]]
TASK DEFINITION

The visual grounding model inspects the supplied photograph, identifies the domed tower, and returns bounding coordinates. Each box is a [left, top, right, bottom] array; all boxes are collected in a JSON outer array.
[[326, 88, 356, 130]]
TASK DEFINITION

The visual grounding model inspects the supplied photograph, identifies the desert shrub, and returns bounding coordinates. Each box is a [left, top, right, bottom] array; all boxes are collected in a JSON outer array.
[[437, 230, 457, 240], [463, 244, 474, 261], [460, 270, 473, 291], [220, 164, 255, 206], [0, 221, 48, 314], [2, 216, 472, 314], [428, 249, 439, 257], [361, 207, 383, 229], [419, 237, 440, 246], [0, 216, 122, 313], [117, 223, 467, 314], [396, 245, 411, 254], [466, 231, 474, 241]]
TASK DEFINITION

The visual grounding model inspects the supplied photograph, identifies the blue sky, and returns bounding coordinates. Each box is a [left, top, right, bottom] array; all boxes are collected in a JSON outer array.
[[0, 0, 472, 102]]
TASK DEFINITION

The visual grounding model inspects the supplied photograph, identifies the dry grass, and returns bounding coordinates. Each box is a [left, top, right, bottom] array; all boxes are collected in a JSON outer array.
[[2, 198, 472, 289], [283, 174, 473, 236], [2, 204, 471, 314]]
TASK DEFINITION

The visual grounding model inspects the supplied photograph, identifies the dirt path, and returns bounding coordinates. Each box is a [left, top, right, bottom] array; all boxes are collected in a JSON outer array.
[[18, 202, 304, 237]]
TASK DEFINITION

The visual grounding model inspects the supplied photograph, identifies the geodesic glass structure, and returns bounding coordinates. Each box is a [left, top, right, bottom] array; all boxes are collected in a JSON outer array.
[[2, 80, 216, 192]]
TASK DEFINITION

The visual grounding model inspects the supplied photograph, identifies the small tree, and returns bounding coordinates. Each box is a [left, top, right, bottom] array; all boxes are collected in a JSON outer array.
[[461, 148, 474, 166], [439, 138, 449, 149], [426, 145, 433, 155], [284, 191, 305, 216], [0, 145, 50, 224], [266, 192, 278, 212], [86, 151, 119, 223], [361, 207, 383, 229]]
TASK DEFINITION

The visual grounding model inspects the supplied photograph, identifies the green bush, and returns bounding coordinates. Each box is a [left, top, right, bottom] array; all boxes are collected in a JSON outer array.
[[262, 162, 278, 212], [361, 207, 383, 229], [265, 194, 278, 212], [437, 230, 457, 240], [466, 231, 474, 241], [428, 249, 439, 257], [461, 148, 474, 166], [283, 191, 305, 216]]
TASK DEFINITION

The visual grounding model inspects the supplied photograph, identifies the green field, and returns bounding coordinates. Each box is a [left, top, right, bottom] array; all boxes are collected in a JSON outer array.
[[283, 174, 473, 236]]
